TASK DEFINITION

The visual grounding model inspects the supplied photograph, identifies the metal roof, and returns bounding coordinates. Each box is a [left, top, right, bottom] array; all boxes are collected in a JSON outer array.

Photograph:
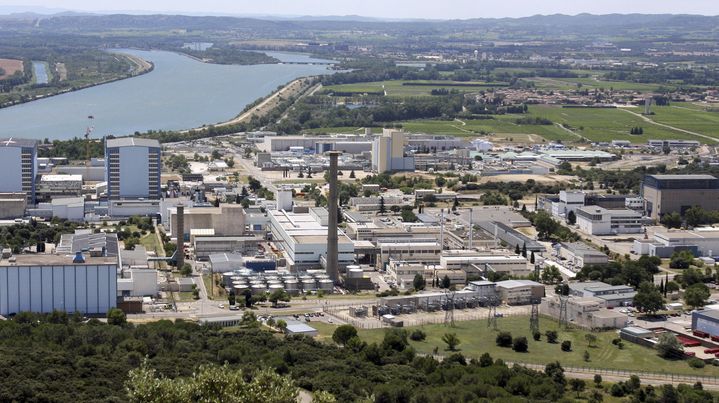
[[106, 137, 160, 148], [0, 137, 37, 148]]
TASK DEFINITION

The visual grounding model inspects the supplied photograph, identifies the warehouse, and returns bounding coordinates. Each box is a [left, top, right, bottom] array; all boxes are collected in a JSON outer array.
[[0, 231, 119, 316], [541, 295, 628, 330], [193, 236, 262, 260], [568, 281, 636, 308], [692, 310, 719, 337], [642, 174, 719, 220], [560, 242, 609, 267], [440, 251, 530, 276]]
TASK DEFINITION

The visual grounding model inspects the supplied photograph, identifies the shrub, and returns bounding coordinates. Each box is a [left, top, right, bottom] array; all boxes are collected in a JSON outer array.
[[561, 340, 572, 352], [496, 331, 513, 348], [410, 329, 427, 341], [532, 331, 541, 341], [688, 358, 706, 369], [546, 330, 558, 344], [610, 383, 625, 397], [512, 337, 529, 352]]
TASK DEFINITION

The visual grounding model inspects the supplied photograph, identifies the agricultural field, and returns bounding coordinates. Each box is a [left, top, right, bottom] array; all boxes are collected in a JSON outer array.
[[529, 105, 717, 143], [317, 316, 719, 377], [402, 116, 571, 142], [528, 76, 673, 92], [648, 104, 719, 140], [323, 79, 506, 97], [0, 58, 23, 79]]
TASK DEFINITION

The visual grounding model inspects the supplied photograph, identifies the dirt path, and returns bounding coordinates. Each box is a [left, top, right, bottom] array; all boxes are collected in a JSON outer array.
[[619, 108, 719, 143], [555, 123, 589, 142]]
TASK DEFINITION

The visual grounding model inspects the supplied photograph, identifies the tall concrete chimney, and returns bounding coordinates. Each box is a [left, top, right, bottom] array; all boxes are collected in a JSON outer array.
[[326, 151, 341, 283], [176, 204, 185, 270]]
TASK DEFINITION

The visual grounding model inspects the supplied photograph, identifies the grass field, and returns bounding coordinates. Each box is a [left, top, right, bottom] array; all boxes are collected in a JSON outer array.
[[529, 76, 674, 92], [315, 316, 719, 377], [324, 79, 506, 97], [648, 104, 719, 140]]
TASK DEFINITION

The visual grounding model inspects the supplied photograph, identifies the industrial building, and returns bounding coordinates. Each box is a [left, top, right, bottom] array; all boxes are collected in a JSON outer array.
[[0, 138, 37, 204], [0, 193, 27, 219], [169, 204, 247, 241], [193, 236, 262, 261], [439, 251, 530, 277], [105, 138, 161, 200], [478, 221, 546, 252], [634, 227, 719, 258], [568, 281, 636, 307], [642, 174, 719, 220], [36, 174, 83, 201], [0, 230, 119, 316], [268, 208, 354, 270], [541, 295, 629, 329], [495, 280, 544, 305], [692, 310, 719, 337], [575, 206, 643, 235], [560, 242, 609, 267], [377, 239, 441, 269], [117, 246, 158, 297], [372, 129, 415, 173]]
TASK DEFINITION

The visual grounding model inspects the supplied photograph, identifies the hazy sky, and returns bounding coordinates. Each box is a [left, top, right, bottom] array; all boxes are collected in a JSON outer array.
[[4, 0, 719, 19]]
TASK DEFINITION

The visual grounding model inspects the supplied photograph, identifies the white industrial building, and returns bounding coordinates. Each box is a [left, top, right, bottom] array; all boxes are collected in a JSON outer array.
[[0, 231, 119, 316], [559, 242, 609, 268], [377, 239, 441, 269], [634, 227, 719, 258], [568, 281, 636, 308], [0, 138, 37, 204], [551, 191, 585, 219], [268, 208, 354, 270], [575, 206, 643, 235], [105, 138, 161, 200], [495, 280, 544, 305]]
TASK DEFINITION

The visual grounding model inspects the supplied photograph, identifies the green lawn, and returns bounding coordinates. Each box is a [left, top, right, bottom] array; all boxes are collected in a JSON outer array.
[[314, 316, 719, 377]]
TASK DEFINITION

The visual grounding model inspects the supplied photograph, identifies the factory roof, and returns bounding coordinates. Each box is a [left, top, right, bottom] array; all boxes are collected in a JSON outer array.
[[285, 322, 318, 335], [0, 253, 118, 266], [51, 197, 84, 207], [496, 279, 542, 289], [0, 137, 37, 148], [106, 137, 161, 148], [621, 326, 654, 337], [562, 242, 608, 258], [56, 230, 119, 257], [597, 292, 637, 301], [653, 228, 719, 241], [40, 174, 83, 182], [647, 174, 717, 181], [576, 206, 641, 217], [209, 253, 244, 264], [568, 281, 610, 292], [693, 309, 719, 320]]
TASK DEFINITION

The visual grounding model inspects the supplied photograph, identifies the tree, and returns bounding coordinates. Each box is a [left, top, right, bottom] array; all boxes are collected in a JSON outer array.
[[349, 170, 356, 179], [656, 332, 684, 359], [496, 331, 513, 347], [569, 379, 586, 397], [179, 263, 193, 277], [240, 311, 259, 328], [685, 283, 710, 309], [583, 350, 590, 362], [561, 340, 572, 352], [544, 361, 566, 387], [585, 334, 597, 348], [669, 250, 695, 269], [534, 211, 559, 240], [660, 212, 682, 229], [633, 282, 664, 315], [107, 308, 126, 326], [400, 209, 418, 222], [125, 362, 299, 403], [593, 374, 603, 388], [413, 273, 426, 291], [512, 336, 528, 352], [530, 251, 535, 264], [567, 210, 576, 225], [276, 319, 287, 332], [228, 291, 236, 306], [665, 280, 680, 294], [440, 275, 451, 289], [546, 330, 558, 343], [521, 243, 527, 258], [514, 244, 521, 255], [685, 206, 707, 228], [268, 288, 291, 307], [442, 332, 460, 351], [479, 352, 493, 367], [332, 324, 358, 346], [379, 196, 386, 215]]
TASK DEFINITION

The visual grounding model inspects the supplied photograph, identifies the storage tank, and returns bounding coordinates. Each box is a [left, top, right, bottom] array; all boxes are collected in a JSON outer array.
[[222, 272, 235, 285], [318, 279, 334, 292], [233, 284, 248, 294], [348, 267, 363, 279], [300, 277, 317, 291], [283, 279, 299, 293]]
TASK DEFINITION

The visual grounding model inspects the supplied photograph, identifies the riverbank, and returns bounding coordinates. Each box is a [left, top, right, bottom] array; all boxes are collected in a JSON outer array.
[[0, 52, 154, 110], [180, 76, 320, 133]]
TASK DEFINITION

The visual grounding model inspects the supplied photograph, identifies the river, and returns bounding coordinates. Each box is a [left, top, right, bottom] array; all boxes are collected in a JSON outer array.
[[0, 49, 333, 140]]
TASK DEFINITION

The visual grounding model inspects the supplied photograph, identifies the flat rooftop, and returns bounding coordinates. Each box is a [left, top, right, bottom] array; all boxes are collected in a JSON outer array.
[[106, 137, 160, 148], [0, 137, 37, 148], [0, 253, 118, 266]]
